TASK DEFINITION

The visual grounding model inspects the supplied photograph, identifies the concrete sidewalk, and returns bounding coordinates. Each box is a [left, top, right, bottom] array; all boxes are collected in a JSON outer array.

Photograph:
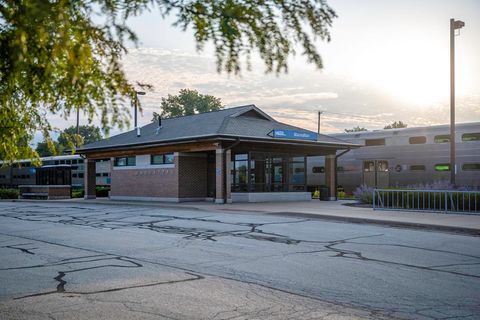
[[16, 198, 480, 235]]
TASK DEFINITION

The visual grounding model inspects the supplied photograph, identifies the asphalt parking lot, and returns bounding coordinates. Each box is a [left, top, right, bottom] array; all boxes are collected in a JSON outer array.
[[0, 201, 479, 319]]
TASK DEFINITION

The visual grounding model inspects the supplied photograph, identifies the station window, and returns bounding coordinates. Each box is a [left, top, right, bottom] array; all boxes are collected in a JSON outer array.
[[409, 136, 426, 144], [434, 135, 450, 143], [434, 163, 450, 171], [462, 163, 480, 171], [410, 165, 426, 171], [114, 156, 136, 167], [151, 153, 174, 165], [312, 166, 325, 173], [365, 138, 385, 146], [462, 133, 480, 142]]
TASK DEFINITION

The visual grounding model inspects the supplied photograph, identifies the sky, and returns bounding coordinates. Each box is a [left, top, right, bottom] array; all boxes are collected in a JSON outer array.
[[49, 0, 480, 139]]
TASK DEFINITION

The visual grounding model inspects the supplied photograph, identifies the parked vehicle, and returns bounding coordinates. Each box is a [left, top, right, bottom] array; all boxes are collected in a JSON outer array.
[[307, 122, 480, 193]]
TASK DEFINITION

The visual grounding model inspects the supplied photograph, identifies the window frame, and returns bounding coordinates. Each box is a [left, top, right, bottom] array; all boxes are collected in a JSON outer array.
[[462, 163, 480, 171], [150, 153, 174, 165], [114, 156, 136, 167], [409, 136, 427, 144], [434, 135, 450, 143], [462, 133, 480, 142], [365, 138, 385, 146]]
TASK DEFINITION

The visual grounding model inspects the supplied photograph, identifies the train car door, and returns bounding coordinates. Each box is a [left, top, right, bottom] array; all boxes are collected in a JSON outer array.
[[363, 160, 389, 188]]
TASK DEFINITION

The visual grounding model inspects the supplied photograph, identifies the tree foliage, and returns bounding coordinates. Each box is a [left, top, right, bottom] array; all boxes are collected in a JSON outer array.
[[384, 121, 408, 129], [35, 125, 102, 157], [0, 0, 336, 164], [152, 89, 223, 120], [344, 126, 368, 133]]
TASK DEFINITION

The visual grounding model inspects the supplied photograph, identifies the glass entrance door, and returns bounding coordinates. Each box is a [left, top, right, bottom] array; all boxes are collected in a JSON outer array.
[[363, 160, 389, 188]]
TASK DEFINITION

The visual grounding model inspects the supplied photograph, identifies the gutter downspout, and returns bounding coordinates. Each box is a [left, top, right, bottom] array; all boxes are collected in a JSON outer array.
[[223, 138, 241, 203], [334, 148, 351, 196]]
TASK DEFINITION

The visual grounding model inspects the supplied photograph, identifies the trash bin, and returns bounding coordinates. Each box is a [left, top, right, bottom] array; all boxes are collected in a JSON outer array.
[[319, 186, 330, 201]]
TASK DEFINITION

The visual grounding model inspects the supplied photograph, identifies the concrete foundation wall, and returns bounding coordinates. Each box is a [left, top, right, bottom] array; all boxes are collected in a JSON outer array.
[[231, 192, 312, 203]]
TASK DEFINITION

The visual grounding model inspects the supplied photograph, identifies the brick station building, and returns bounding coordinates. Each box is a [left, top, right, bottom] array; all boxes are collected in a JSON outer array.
[[78, 105, 357, 203]]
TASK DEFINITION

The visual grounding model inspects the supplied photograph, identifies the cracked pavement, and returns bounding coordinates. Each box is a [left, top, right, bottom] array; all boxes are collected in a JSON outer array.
[[0, 202, 479, 319]]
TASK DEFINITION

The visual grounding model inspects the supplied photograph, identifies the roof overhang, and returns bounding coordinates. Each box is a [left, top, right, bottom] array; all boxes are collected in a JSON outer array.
[[77, 134, 359, 156]]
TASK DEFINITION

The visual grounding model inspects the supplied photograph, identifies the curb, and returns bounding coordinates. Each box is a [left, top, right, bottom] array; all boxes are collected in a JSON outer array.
[[7, 199, 480, 236], [264, 211, 480, 236]]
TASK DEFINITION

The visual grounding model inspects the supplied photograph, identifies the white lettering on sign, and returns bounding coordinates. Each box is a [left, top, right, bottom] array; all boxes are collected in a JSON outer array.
[[293, 132, 309, 138]]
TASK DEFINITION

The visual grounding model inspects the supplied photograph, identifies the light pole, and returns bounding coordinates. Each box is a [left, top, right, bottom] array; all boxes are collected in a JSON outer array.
[[450, 18, 465, 186]]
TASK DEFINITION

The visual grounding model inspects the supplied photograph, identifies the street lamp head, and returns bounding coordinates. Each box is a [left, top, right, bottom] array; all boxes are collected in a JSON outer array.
[[454, 20, 465, 30]]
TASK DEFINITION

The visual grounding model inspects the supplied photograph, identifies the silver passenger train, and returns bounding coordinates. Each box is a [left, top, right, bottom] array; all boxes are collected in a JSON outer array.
[[0, 155, 111, 188], [307, 122, 480, 193]]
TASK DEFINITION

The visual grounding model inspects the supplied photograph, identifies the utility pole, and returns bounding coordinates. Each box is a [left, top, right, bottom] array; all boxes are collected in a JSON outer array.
[[317, 111, 323, 134], [450, 18, 465, 186]]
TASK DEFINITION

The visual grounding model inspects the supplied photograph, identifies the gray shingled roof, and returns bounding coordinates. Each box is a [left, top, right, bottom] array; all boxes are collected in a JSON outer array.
[[78, 105, 355, 152]]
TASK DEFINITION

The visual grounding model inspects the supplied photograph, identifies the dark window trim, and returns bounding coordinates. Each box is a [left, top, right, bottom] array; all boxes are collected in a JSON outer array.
[[114, 156, 136, 167], [462, 163, 480, 171], [434, 135, 450, 143], [462, 133, 480, 142], [150, 153, 174, 165]]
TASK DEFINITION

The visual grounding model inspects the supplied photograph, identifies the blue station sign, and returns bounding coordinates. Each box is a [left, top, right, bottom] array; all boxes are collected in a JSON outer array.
[[269, 129, 318, 141]]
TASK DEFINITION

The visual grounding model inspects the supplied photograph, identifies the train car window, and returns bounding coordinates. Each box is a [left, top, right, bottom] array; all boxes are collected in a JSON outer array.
[[78, 173, 84, 178], [54, 160, 60, 165], [71, 159, 78, 164], [79, 159, 84, 164], [462, 133, 480, 141], [410, 165, 426, 171], [365, 138, 385, 146], [312, 166, 325, 173], [434, 135, 450, 143], [462, 163, 480, 171], [409, 136, 426, 144], [364, 161, 375, 172], [102, 173, 109, 177], [95, 173, 101, 177], [337, 166, 345, 172], [72, 173, 78, 178], [377, 161, 389, 172], [434, 163, 450, 171]]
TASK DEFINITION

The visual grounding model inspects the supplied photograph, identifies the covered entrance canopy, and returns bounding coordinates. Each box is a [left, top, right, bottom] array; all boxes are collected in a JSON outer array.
[[77, 105, 358, 203]]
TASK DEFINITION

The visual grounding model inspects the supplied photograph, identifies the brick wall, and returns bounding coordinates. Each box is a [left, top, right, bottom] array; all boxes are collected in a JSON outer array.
[[177, 154, 208, 198], [110, 167, 178, 198]]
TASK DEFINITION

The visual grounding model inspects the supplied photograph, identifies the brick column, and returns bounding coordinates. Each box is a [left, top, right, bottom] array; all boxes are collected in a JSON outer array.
[[225, 149, 232, 203], [215, 148, 225, 204], [84, 159, 96, 199], [325, 154, 337, 201]]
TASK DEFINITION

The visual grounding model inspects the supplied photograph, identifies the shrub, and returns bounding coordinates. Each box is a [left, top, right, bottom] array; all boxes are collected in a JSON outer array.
[[96, 186, 110, 197], [0, 188, 19, 199], [71, 189, 85, 198], [312, 190, 320, 199], [353, 184, 374, 204]]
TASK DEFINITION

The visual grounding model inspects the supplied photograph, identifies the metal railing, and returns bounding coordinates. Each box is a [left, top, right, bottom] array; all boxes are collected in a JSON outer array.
[[373, 189, 480, 214]]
